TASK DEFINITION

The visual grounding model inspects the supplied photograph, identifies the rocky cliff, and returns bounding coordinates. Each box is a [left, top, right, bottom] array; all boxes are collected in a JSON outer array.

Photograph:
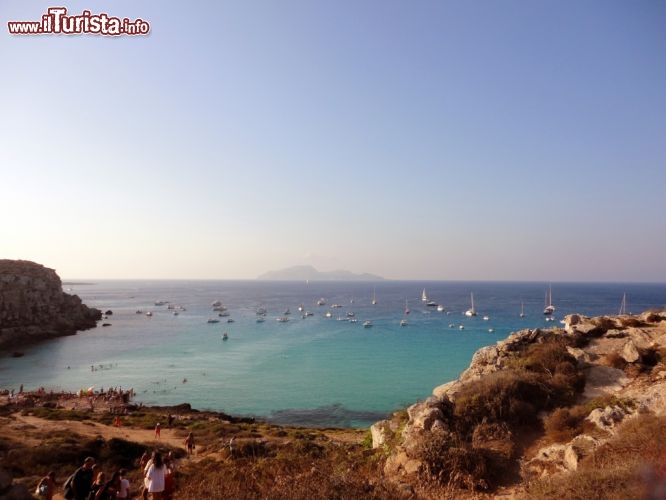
[[0, 260, 101, 350], [372, 310, 666, 496]]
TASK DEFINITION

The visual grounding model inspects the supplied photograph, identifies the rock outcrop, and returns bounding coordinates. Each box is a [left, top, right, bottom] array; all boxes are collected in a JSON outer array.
[[0, 260, 101, 350], [374, 309, 666, 493]]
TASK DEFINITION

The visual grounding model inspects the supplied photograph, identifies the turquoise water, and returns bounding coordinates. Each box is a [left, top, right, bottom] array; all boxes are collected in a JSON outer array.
[[1, 280, 664, 427]]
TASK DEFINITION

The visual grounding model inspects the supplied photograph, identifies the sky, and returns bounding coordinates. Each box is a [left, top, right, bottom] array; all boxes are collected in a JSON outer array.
[[1, 1, 665, 281]]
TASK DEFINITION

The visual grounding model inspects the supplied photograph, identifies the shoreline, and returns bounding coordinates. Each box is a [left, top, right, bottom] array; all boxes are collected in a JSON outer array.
[[0, 386, 259, 425]]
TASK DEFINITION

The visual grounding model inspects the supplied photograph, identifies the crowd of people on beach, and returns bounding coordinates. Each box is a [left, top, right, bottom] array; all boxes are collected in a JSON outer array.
[[2, 386, 136, 413]]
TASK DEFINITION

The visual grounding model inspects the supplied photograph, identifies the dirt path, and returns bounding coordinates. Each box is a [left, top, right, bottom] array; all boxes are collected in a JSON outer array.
[[9, 413, 188, 451]]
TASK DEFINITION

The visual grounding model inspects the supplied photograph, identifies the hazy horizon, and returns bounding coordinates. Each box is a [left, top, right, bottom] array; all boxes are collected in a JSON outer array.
[[2, 1, 665, 283]]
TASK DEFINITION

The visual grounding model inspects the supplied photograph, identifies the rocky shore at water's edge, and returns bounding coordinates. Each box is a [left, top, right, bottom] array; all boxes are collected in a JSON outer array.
[[371, 309, 666, 496], [0, 260, 102, 351]]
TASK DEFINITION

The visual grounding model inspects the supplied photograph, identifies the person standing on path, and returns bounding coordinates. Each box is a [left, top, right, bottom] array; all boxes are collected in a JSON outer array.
[[144, 451, 166, 499], [35, 471, 56, 500], [67, 456, 95, 500], [154, 422, 161, 439], [184, 432, 195, 456], [116, 469, 130, 500]]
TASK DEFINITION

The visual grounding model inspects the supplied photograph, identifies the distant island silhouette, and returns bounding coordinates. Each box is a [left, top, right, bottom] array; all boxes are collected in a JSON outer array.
[[258, 265, 384, 281]]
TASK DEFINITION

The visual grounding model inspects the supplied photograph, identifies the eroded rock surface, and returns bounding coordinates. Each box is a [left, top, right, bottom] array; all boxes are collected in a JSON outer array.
[[0, 260, 101, 349]]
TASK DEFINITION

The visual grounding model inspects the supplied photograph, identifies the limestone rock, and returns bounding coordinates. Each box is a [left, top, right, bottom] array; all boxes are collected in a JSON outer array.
[[563, 314, 583, 334], [563, 444, 580, 471], [621, 340, 640, 363], [523, 444, 568, 479], [385, 451, 419, 477], [566, 346, 591, 364], [0, 260, 101, 349], [586, 405, 628, 433], [583, 365, 629, 399], [371, 420, 392, 449], [377, 308, 666, 491], [639, 311, 665, 323], [432, 380, 458, 400], [574, 323, 601, 336]]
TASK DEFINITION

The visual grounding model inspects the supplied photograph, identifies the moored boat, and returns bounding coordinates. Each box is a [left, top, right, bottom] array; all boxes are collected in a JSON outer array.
[[544, 285, 555, 315], [465, 293, 477, 317]]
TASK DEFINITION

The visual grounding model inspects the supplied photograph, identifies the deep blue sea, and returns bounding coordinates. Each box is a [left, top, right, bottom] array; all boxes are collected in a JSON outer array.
[[1, 281, 664, 428]]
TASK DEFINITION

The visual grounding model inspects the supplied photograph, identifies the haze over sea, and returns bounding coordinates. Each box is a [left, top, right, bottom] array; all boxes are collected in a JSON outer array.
[[1, 280, 665, 428]]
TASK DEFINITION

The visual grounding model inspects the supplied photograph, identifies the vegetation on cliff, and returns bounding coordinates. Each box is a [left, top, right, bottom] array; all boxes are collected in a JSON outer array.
[[375, 310, 666, 498]]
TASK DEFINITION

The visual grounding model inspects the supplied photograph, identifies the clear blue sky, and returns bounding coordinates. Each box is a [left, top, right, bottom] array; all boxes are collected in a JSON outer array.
[[1, 1, 665, 281]]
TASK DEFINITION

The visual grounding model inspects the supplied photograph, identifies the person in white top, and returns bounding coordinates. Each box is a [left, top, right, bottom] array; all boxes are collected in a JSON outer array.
[[144, 451, 166, 499], [116, 468, 130, 499]]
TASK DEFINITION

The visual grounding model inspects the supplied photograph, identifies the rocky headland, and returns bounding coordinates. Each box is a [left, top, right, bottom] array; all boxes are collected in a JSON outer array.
[[372, 309, 666, 497], [0, 260, 101, 350]]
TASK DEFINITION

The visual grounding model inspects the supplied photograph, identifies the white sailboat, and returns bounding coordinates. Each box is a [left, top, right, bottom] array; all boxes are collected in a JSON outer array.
[[543, 285, 555, 315], [421, 288, 427, 302], [404, 299, 410, 315], [465, 293, 477, 317], [619, 293, 627, 315], [520, 301, 525, 318], [372, 287, 377, 305]]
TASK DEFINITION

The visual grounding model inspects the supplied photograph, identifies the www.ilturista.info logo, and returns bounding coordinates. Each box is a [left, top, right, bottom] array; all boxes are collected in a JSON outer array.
[[7, 7, 150, 36]]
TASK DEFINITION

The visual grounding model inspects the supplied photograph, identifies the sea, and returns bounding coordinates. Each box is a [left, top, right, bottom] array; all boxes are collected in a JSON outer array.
[[1, 280, 664, 428]]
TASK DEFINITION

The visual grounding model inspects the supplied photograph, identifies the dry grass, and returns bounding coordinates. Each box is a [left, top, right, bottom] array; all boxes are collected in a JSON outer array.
[[411, 334, 586, 492], [526, 414, 666, 499], [2, 403, 395, 500], [541, 395, 635, 445]]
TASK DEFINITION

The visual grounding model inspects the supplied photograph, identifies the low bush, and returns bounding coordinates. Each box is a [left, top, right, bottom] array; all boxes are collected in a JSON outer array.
[[527, 414, 666, 499], [177, 438, 400, 499], [604, 352, 627, 370], [543, 406, 588, 443], [414, 334, 586, 491]]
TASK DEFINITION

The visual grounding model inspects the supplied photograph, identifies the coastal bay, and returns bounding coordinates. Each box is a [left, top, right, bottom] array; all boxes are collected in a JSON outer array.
[[2, 279, 665, 428]]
